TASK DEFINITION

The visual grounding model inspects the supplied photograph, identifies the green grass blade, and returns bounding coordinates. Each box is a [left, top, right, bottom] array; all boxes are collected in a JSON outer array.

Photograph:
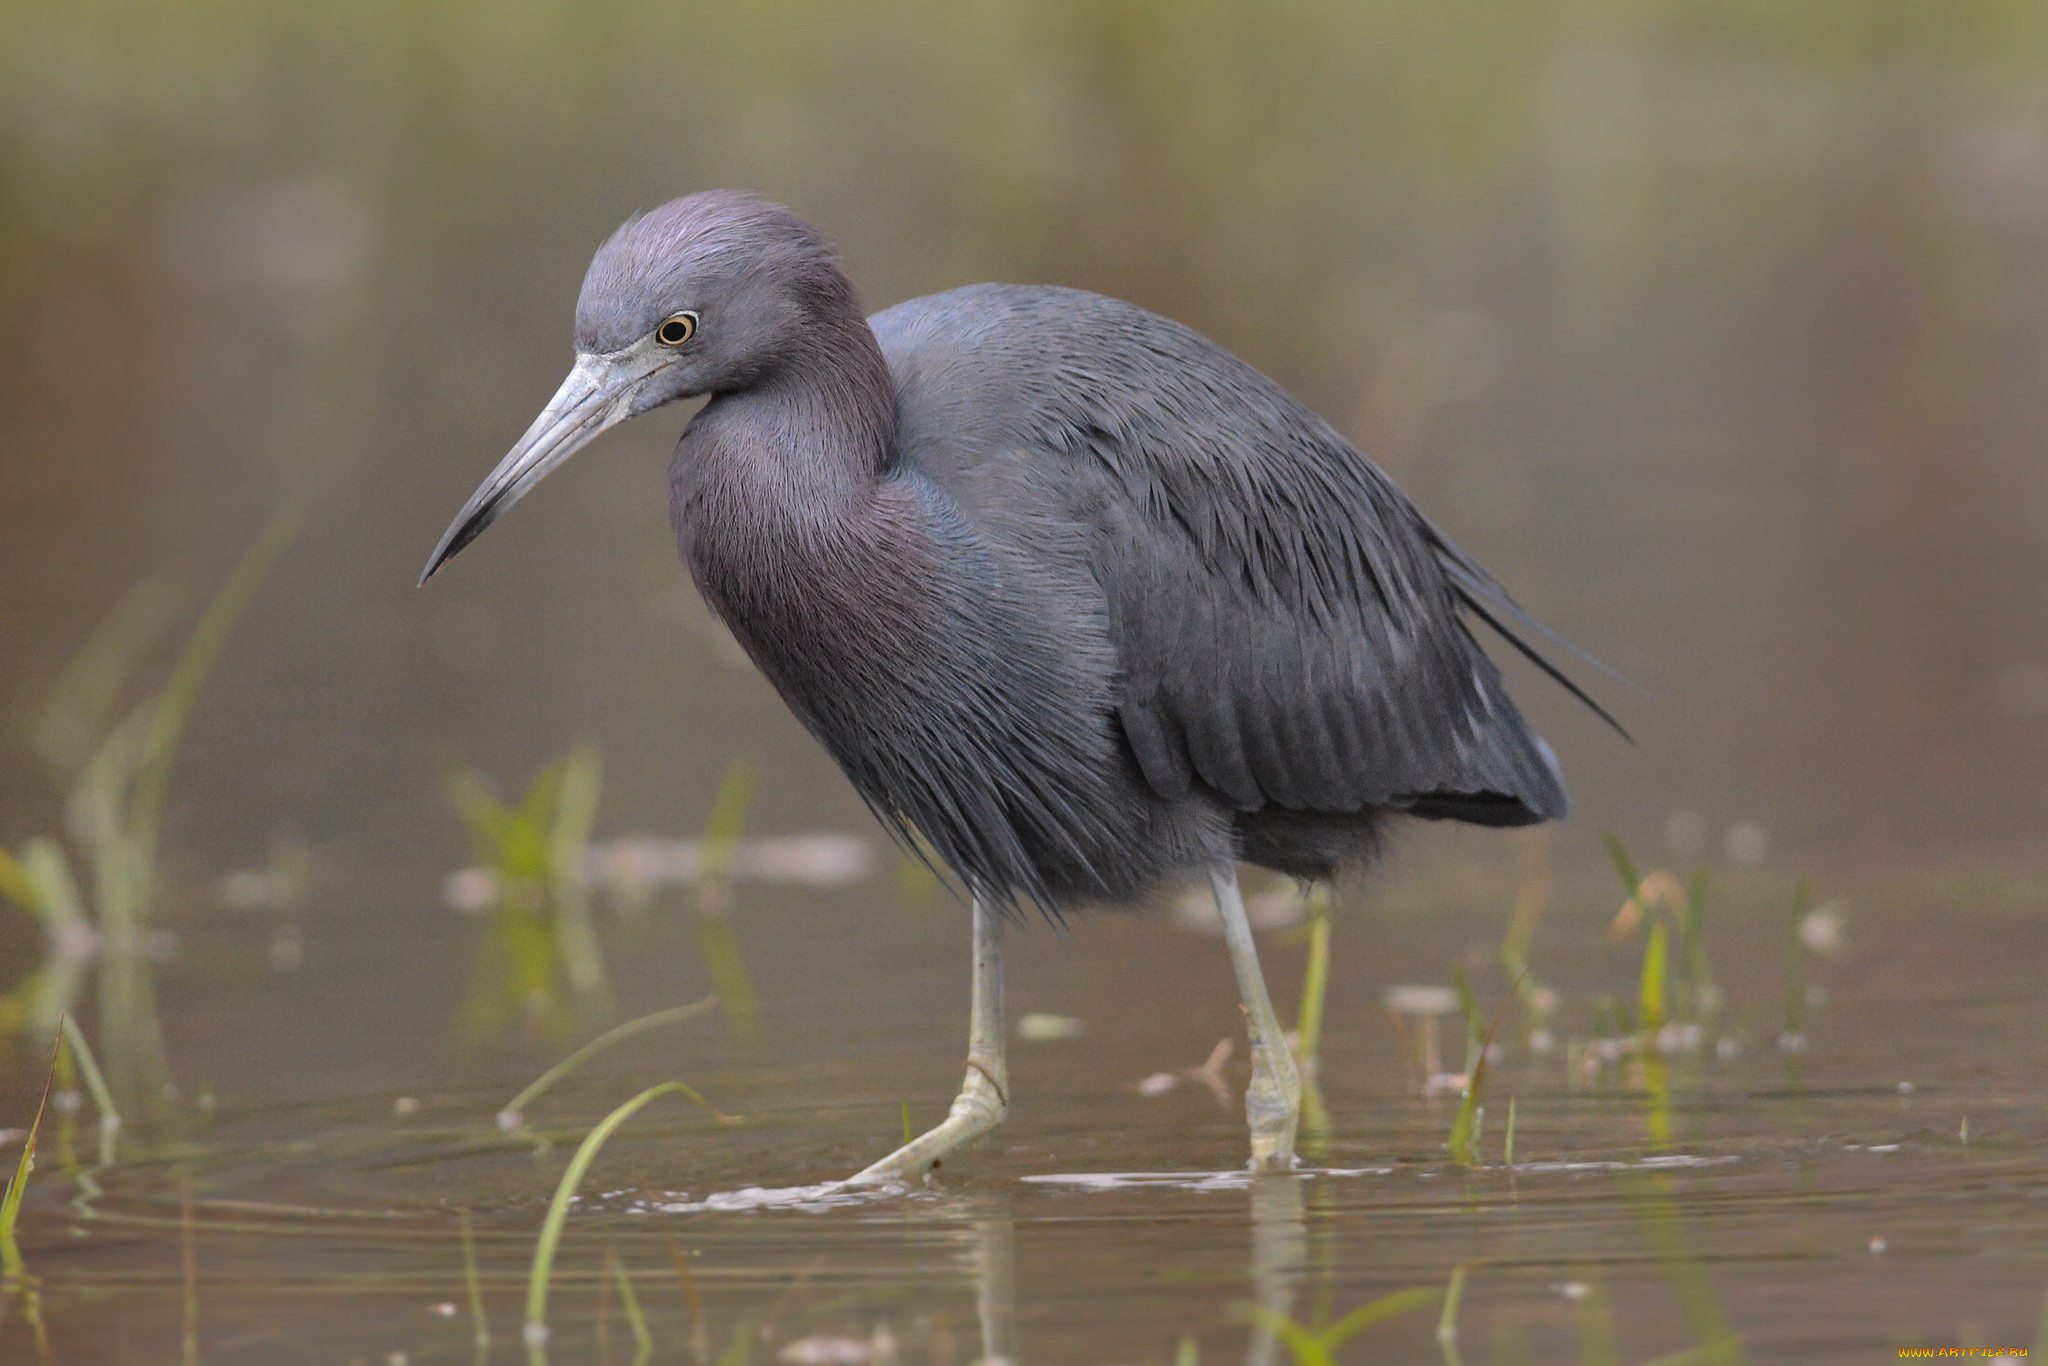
[[1639, 922, 1669, 1036], [608, 1252, 653, 1364], [129, 502, 301, 869], [1437, 1264, 1467, 1361], [1239, 1303, 1335, 1366], [32, 574, 188, 782], [546, 743, 607, 997], [1784, 880, 1810, 1036], [1451, 966, 1482, 1053], [1504, 1095, 1517, 1167], [525, 1081, 720, 1344], [498, 997, 720, 1129], [1449, 981, 1520, 1167], [460, 1210, 490, 1352], [57, 1017, 120, 1168], [0, 849, 40, 917], [1448, 1062, 1485, 1166], [1602, 833, 1642, 898], [696, 916, 761, 1046], [699, 760, 758, 880], [1294, 886, 1332, 1064], [2, 1035, 61, 1280], [1317, 1284, 1441, 1351]]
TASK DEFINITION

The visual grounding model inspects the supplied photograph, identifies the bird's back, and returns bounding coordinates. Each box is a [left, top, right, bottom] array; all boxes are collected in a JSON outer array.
[[870, 284, 1579, 883]]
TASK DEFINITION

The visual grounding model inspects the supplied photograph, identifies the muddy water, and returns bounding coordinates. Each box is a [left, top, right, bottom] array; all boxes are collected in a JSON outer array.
[[6, 870, 2048, 1363]]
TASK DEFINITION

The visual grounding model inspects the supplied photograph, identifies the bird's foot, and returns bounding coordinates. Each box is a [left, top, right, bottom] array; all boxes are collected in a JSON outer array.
[[846, 1062, 1008, 1185], [1244, 1038, 1302, 1172]]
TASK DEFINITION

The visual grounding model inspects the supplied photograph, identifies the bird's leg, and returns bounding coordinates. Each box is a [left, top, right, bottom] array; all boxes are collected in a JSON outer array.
[[1212, 867, 1302, 1170], [847, 898, 1008, 1184]]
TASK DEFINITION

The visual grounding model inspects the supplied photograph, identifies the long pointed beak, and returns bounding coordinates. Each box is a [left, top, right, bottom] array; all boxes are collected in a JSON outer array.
[[419, 350, 662, 585]]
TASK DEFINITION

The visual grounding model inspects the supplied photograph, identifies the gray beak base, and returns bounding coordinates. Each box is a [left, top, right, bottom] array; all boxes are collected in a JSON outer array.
[[419, 350, 661, 585]]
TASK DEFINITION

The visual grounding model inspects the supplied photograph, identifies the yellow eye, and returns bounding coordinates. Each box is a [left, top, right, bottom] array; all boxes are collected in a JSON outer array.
[[655, 312, 698, 347]]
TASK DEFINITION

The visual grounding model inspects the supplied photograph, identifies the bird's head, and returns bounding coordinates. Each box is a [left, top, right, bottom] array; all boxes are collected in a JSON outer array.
[[420, 190, 853, 584]]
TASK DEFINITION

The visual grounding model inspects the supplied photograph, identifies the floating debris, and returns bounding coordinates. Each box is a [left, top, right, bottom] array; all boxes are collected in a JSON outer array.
[[1017, 1013, 1083, 1041], [442, 833, 876, 912], [1798, 900, 1847, 956], [1135, 1039, 1233, 1102], [1172, 881, 1306, 934], [777, 1327, 898, 1364]]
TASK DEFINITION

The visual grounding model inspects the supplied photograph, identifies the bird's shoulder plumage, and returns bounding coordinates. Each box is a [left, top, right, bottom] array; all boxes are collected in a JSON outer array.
[[871, 283, 1574, 838]]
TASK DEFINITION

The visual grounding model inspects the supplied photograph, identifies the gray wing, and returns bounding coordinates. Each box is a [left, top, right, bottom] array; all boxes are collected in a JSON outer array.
[[875, 284, 1592, 826]]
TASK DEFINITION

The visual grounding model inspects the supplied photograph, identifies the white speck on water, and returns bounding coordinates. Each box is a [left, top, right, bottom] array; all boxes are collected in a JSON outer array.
[[1384, 985, 1459, 1015], [392, 1096, 419, 1116], [1555, 1280, 1591, 1300], [429, 1302, 459, 1318], [776, 1335, 878, 1365], [1137, 1072, 1178, 1097], [1868, 1236, 1887, 1255], [1017, 1013, 1084, 1041], [443, 867, 498, 913], [1897, 1080, 1915, 1094], [1799, 902, 1847, 956]]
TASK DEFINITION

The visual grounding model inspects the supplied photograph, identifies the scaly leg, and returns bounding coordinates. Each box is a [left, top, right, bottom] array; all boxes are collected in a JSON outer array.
[[1212, 867, 1301, 1170], [848, 898, 1008, 1184]]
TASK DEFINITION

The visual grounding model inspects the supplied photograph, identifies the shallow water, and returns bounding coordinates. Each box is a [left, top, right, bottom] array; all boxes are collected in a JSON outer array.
[[6, 876, 2048, 1364]]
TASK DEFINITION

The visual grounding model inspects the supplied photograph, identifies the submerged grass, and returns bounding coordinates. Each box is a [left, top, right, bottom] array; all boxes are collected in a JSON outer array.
[[2, 1034, 60, 1361], [1448, 976, 1520, 1167], [1291, 883, 1335, 1155], [1, 1037, 60, 1282], [605, 1250, 653, 1366], [524, 1081, 728, 1351], [0, 507, 299, 1126], [1243, 1282, 1441, 1366], [694, 760, 763, 1047], [448, 743, 611, 1032], [461, 1209, 490, 1357], [57, 1015, 120, 1169]]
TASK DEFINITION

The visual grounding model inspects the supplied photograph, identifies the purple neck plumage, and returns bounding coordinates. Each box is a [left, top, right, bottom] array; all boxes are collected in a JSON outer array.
[[668, 267, 916, 688], [676, 268, 896, 523]]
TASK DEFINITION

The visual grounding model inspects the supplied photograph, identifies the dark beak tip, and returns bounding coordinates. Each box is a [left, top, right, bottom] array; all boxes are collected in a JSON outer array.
[[419, 513, 482, 588]]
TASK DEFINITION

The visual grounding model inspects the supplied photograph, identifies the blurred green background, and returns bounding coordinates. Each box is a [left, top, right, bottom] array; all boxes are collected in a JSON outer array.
[[3, 0, 2046, 917]]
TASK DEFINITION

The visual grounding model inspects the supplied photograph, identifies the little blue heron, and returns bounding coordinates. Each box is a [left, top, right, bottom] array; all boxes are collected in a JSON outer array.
[[422, 190, 1613, 1181]]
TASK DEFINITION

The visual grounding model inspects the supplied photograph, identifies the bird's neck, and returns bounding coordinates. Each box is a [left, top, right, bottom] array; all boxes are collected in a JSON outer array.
[[671, 316, 929, 709], [680, 311, 897, 516]]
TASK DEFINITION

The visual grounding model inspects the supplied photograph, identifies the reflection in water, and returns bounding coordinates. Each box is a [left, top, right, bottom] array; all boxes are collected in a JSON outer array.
[[974, 1209, 1017, 1366], [1245, 1176, 1306, 1366]]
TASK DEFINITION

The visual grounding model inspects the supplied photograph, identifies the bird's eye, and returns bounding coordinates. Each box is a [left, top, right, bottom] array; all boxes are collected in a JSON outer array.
[[655, 312, 698, 347]]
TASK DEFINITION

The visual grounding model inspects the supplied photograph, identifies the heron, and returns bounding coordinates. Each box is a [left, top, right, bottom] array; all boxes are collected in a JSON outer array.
[[421, 190, 1614, 1182]]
